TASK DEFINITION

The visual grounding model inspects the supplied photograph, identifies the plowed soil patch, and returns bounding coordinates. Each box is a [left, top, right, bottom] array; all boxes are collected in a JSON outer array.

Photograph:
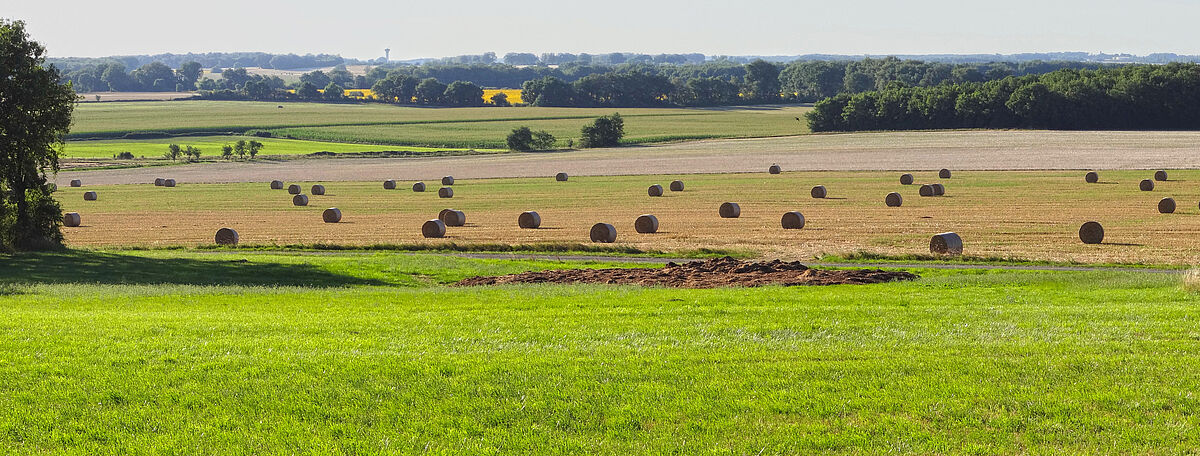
[[456, 257, 919, 288]]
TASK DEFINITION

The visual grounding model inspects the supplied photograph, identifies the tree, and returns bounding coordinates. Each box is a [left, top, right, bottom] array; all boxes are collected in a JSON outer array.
[[299, 70, 331, 88], [165, 144, 182, 161], [221, 67, 251, 89], [178, 61, 203, 90], [371, 72, 418, 103], [234, 140, 247, 159], [743, 59, 781, 102], [490, 92, 511, 106], [414, 78, 447, 104], [521, 76, 574, 107], [443, 80, 484, 106], [0, 20, 75, 251], [183, 145, 201, 162], [132, 62, 176, 91], [296, 81, 321, 100], [323, 82, 344, 100], [222, 144, 234, 159], [248, 140, 263, 158], [580, 113, 624, 148]]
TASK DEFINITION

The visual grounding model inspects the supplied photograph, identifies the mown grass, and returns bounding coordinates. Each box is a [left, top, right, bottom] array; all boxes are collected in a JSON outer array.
[[1, 249, 1198, 453], [61, 135, 499, 159]]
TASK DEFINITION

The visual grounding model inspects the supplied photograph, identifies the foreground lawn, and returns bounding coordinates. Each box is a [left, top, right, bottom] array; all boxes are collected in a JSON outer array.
[[1, 250, 1198, 453]]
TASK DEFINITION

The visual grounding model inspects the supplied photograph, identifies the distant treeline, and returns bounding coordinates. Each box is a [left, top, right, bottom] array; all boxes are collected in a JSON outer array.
[[50, 52, 347, 72], [64, 56, 1113, 110], [806, 63, 1200, 132]]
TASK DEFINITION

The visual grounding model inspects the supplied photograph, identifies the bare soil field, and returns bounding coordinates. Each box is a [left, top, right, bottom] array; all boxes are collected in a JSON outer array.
[[77, 92, 199, 102], [56, 130, 1200, 186], [457, 257, 919, 287], [52, 170, 1200, 264]]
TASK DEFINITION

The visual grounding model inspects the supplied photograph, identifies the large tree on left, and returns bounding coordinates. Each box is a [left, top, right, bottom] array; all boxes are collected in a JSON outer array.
[[0, 20, 75, 251]]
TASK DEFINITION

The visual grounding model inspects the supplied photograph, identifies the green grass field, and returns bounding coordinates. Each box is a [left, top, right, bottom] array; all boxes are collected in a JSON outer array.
[[1, 249, 1198, 452], [60, 136, 498, 159], [66, 101, 810, 154], [265, 109, 806, 149]]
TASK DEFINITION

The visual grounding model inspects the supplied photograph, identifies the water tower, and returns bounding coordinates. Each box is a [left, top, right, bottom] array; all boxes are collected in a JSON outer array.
[[384, 48, 391, 61]]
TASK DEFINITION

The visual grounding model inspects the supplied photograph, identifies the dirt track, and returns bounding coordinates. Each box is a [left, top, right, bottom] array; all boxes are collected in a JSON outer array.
[[55, 130, 1200, 186]]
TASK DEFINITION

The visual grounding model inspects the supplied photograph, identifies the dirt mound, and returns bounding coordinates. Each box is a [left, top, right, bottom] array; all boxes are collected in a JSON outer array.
[[456, 257, 918, 288]]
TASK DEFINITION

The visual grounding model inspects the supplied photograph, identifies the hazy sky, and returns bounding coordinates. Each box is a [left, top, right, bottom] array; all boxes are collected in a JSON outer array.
[[8, 0, 1200, 59]]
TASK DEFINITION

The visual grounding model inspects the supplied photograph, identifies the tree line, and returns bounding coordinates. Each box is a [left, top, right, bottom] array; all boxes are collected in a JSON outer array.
[[806, 63, 1200, 132], [64, 57, 1103, 107]]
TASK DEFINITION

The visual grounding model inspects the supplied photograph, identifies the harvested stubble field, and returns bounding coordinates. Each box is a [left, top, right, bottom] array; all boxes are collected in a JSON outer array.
[[58, 129, 1200, 185], [54, 170, 1200, 264]]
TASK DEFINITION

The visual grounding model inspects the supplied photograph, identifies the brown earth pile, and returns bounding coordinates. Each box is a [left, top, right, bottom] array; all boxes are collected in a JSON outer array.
[[456, 256, 918, 288]]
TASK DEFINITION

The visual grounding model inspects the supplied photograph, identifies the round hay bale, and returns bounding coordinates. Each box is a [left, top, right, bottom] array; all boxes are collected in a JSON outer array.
[[63, 212, 81, 227], [885, 192, 903, 207], [441, 176, 454, 186], [438, 187, 454, 198], [555, 172, 568, 182], [383, 180, 396, 190], [422, 219, 446, 238], [311, 184, 325, 195], [412, 182, 426, 192], [518, 211, 541, 229], [270, 180, 283, 190], [214, 227, 238, 245], [83, 191, 97, 201], [1140, 179, 1155, 191], [590, 223, 617, 243], [648, 184, 664, 197], [1085, 171, 1099, 183], [811, 185, 827, 199], [670, 180, 684, 192], [322, 208, 342, 223], [781, 211, 805, 229], [1079, 221, 1104, 244], [768, 164, 782, 174], [287, 184, 301, 195], [439, 209, 465, 227], [70, 179, 82, 187], [932, 183, 945, 196], [1159, 197, 1176, 214], [900, 173, 914, 185], [154, 178, 164, 186], [919, 184, 935, 197], [939, 169, 952, 179], [634, 214, 659, 233], [292, 194, 309, 206], [163, 179, 176, 187], [1155, 170, 1168, 181], [719, 202, 741, 218], [930, 232, 963, 255]]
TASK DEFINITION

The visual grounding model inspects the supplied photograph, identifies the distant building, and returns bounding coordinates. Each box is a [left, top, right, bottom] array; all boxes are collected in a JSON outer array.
[[384, 48, 391, 62]]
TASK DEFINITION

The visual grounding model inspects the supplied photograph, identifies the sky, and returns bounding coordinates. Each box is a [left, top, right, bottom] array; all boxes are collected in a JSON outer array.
[[7, 0, 1200, 59]]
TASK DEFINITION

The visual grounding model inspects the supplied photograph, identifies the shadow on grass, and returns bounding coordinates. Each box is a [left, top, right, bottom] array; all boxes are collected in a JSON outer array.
[[0, 250, 384, 287]]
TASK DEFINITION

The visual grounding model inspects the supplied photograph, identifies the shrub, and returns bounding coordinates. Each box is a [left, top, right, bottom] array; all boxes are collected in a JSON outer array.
[[115, 151, 134, 159], [580, 113, 624, 148], [507, 127, 556, 151]]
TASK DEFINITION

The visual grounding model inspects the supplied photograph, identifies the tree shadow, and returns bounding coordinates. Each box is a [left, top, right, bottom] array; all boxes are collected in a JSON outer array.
[[0, 250, 385, 287]]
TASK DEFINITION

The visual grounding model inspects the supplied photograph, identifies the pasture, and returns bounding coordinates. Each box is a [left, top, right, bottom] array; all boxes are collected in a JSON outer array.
[[67, 101, 809, 149], [52, 170, 1200, 264], [61, 136, 498, 159], [1, 250, 1198, 452]]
